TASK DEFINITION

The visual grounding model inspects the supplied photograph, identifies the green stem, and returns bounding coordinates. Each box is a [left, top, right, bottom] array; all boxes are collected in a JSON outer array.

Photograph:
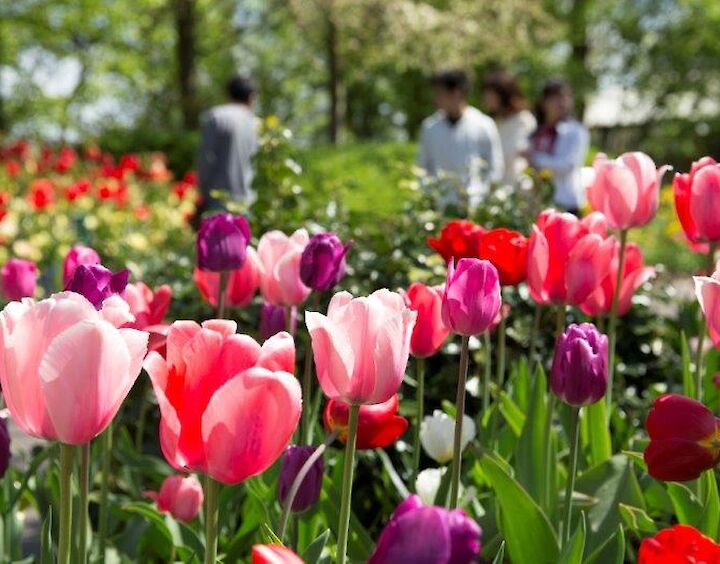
[[4, 468, 11, 561], [98, 425, 112, 559], [543, 394, 556, 515], [302, 293, 322, 444], [412, 357, 426, 487], [336, 404, 360, 564], [483, 332, 492, 413], [696, 243, 718, 401], [606, 229, 628, 409], [450, 335, 470, 509], [555, 305, 566, 338], [204, 478, 220, 564], [284, 306, 295, 334], [58, 444, 75, 564], [217, 270, 229, 319], [496, 308, 507, 391], [563, 408, 581, 546], [529, 303, 541, 362], [78, 443, 90, 564]]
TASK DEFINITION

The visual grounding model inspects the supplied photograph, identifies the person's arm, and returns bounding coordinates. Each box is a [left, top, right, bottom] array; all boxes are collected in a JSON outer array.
[[197, 113, 216, 197], [531, 123, 589, 175], [483, 118, 504, 183], [417, 124, 433, 174]]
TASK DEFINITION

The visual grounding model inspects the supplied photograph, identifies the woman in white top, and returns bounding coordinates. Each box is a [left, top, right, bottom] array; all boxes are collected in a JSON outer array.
[[528, 78, 590, 214], [481, 71, 536, 186]]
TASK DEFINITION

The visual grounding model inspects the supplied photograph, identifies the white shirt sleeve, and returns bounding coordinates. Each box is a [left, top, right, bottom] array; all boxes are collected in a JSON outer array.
[[483, 119, 505, 183], [417, 124, 434, 174], [532, 122, 589, 175]]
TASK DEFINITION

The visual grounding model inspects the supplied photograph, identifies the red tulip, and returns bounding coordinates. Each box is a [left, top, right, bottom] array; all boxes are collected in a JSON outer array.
[[28, 179, 54, 211], [403, 282, 449, 358], [477, 228, 528, 286], [324, 395, 408, 450], [194, 247, 261, 309], [674, 157, 720, 250], [252, 544, 303, 564], [427, 220, 484, 263], [644, 394, 720, 481], [639, 525, 720, 563], [695, 268, 720, 349]]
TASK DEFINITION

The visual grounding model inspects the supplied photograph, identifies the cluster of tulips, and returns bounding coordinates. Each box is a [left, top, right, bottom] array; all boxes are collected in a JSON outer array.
[[2, 149, 720, 563]]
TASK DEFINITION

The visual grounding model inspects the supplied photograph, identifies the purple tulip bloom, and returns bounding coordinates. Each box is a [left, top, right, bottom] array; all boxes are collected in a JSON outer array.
[[369, 495, 481, 564], [65, 264, 129, 309], [63, 245, 101, 286], [0, 417, 10, 479], [299, 232, 351, 292], [196, 213, 251, 272], [1, 258, 37, 301], [260, 302, 295, 340], [278, 445, 324, 513], [551, 323, 608, 406]]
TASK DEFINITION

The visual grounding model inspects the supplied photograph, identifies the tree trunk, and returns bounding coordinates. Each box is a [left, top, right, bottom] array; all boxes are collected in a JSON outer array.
[[175, 0, 200, 129], [325, 0, 344, 144], [567, 0, 593, 118]]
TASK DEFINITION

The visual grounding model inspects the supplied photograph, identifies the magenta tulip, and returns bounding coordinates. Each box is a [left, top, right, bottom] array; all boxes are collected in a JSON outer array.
[[442, 258, 502, 337], [258, 229, 311, 306], [62, 245, 100, 286], [1, 258, 37, 300]]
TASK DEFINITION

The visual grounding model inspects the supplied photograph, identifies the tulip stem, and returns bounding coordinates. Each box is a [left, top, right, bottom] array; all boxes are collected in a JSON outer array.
[[555, 305, 566, 337], [529, 303, 541, 362], [98, 425, 112, 560], [412, 357, 426, 487], [696, 243, 718, 401], [496, 305, 507, 390], [204, 478, 220, 564], [606, 229, 628, 409], [543, 394, 556, 515], [302, 293, 322, 444], [217, 271, 229, 319], [58, 444, 75, 564], [78, 443, 90, 564], [483, 333, 492, 412], [450, 335, 470, 509], [336, 404, 360, 564], [279, 430, 339, 541], [563, 407, 581, 546]]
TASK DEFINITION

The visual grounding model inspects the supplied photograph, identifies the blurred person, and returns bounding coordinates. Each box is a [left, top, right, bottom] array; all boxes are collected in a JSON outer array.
[[528, 78, 589, 214], [481, 70, 536, 186], [196, 75, 259, 222], [418, 69, 504, 211]]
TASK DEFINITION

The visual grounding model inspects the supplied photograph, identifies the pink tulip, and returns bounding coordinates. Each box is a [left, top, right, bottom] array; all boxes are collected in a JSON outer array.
[[144, 321, 301, 484], [588, 152, 670, 229], [62, 245, 101, 286], [442, 258, 502, 337], [695, 268, 720, 349], [193, 247, 261, 309], [1, 259, 37, 300], [581, 241, 654, 317], [257, 230, 311, 306], [123, 282, 172, 330], [674, 157, 720, 249], [144, 475, 203, 523], [0, 293, 148, 444], [527, 210, 613, 305], [305, 290, 416, 405], [403, 282, 449, 358], [252, 544, 303, 564]]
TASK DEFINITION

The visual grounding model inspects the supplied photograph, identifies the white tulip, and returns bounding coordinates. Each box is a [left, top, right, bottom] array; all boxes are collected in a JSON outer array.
[[415, 468, 445, 505], [420, 409, 476, 464]]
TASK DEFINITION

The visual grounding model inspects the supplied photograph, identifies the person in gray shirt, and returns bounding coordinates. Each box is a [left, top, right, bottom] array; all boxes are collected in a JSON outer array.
[[197, 75, 259, 220]]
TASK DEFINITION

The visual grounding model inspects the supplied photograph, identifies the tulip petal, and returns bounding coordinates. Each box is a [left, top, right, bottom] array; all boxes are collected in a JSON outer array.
[[644, 439, 717, 482], [257, 331, 295, 373], [305, 311, 354, 400]]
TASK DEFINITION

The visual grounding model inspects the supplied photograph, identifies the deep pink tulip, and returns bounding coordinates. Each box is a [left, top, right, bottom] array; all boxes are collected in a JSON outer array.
[[1, 259, 37, 300], [62, 245, 101, 286], [403, 282, 450, 358], [145, 475, 203, 523], [305, 290, 416, 405], [123, 282, 172, 330], [442, 258, 502, 336], [527, 210, 613, 306], [588, 152, 669, 229], [144, 321, 301, 484], [0, 293, 148, 444], [674, 157, 720, 249], [258, 229, 311, 306], [194, 247, 261, 309], [252, 545, 303, 564], [695, 267, 720, 349]]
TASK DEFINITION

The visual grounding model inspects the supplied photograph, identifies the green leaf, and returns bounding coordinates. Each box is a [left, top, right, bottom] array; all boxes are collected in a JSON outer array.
[[122, 502, 174, 550], [40, 507, 53, 564], [585, 524, 625, 564], [302, 529, 331, 563], [700, 470, 720, 540], [618, 503, 658, 534], [491, 541, 506, 564], [681, 331, 695, 398], [434, 462, 453, 507], [666, 483, 703, 526], [499, 392, 525, 437], [582, 401, 612, 467], [559, 512, 586, 564], [479, 453, 559, 564]]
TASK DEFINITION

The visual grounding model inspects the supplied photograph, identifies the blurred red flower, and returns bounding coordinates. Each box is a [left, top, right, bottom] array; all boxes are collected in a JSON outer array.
[[477, 228, 528, 286], [639, 525, 720, 563], [5, 160, 21, 177], [28, 179, 54, 210], [427, 219, 484, 263], [54, 147, 77, 173], [324, 395, 408, 450]]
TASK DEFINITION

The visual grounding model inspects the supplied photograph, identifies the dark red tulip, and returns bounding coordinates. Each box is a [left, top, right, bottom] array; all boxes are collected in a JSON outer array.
[[477, 228, 528, 286], [324, 395, 408, 450], [639, 525, 720, 563], [427, 220, 484, 264]]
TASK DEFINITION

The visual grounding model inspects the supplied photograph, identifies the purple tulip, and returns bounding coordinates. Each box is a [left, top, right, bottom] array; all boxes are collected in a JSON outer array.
[[1, 258, 37, 301], [551, 323, 608, 406], [65, 264, 129, 309], [260, 302, 295, 340], [442, 258, 502, 336], [368, 495, 481, 564], [278, 445, 323, 513], [299, 233, 351, 291], [63, 245, 101, 286], [196, 213, 251, 272], [0, 416, 10, 479]]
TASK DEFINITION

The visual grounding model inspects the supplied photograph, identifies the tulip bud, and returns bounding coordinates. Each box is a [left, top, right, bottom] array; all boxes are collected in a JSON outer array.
[[277, 445, 323, 513], [415, 467, 445, 505], [403, 282, 449, 358], [144, 475, 203, 523], [0, 416, 11, 479], [197, 213, 251, 272], [441, 258, 502, 336], [299, 232, 351, 291], [251, 544, 303, 564], [420, 410, 476, 464], [261, 302, 295, 340], [64, 264, 129, 309], [1, 258, 37, 300], [550, 323, 607, 407], [63, 245, 101, 286], [324, 395, 408, 450]]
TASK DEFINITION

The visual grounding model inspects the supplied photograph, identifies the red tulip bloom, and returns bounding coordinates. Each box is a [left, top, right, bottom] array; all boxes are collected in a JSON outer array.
[[5, 160, 20, 177], [427, 220, 484, 263], [324, 395, 408, 450], [477, 228, 528, 286], [28, 179, 54, 210], [674, 157, 720, 251], [403, 282, 449, 358], [644, 394, 720, 482], [639, 525, 720, 563], [54, 146, 77, 173], [252, 544, 303, 564]]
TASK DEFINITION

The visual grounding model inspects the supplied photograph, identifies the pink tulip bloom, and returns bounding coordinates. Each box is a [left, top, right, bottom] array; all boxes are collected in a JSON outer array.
[[144, 475, 203, 523], [62, 245, 101, 286], [674, 157, 720, 249], [588, 152, 670, 230], [403, 282, 449, 358], [527, 210, 613, 306], [305, 290, 416, 405], [1, 259, 37, 300], [0, 293, 148, 444], [144, 321, 301, 484], [123, 282, 172, 330], [442, 258, 502, 337], [695, 268, 720, 349], [252, 544, 303, 564], [581, 241, 654, 317], [258, 230, 311, 306], [193, 247, 261, 309]]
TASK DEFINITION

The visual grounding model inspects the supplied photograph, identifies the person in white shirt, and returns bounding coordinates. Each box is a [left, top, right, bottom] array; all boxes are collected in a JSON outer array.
[[417, 69, 504, 211], [481, 71, 536, 186], [528, 79, 589, 214]]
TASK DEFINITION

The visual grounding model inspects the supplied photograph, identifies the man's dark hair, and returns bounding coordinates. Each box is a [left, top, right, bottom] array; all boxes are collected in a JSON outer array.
[[481, 70, 528, 117], [430, 69, 469, 95], [227, 75, 256, 104]]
